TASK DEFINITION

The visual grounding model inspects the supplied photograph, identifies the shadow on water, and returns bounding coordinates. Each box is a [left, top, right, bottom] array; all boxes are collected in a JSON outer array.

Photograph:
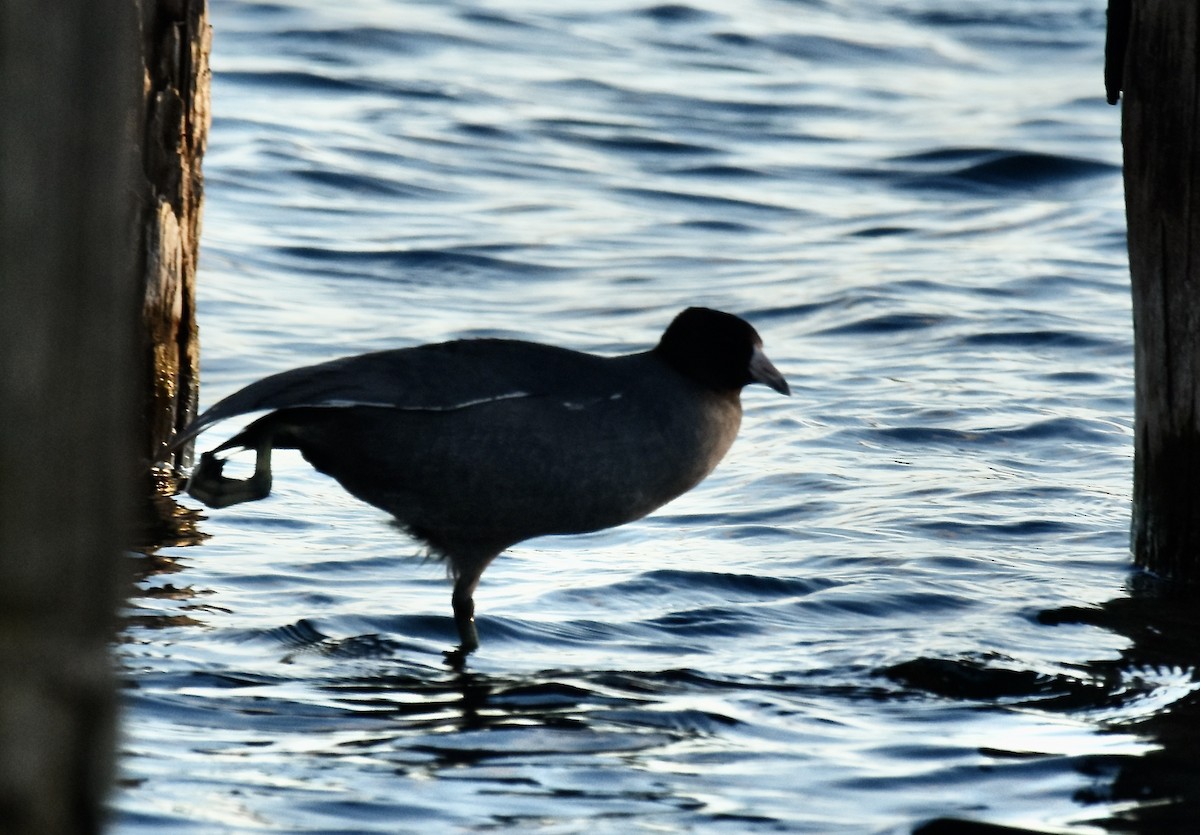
[[885, 572, 1200, 835], [1043, 576, 1200, 834]]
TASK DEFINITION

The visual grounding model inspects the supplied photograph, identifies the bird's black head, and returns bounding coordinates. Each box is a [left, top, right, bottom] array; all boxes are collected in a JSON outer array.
[[654, 307, 790, 396]]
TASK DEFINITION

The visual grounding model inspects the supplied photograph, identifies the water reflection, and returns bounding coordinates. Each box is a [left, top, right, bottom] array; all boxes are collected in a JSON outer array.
[[124, 481, 212, 633], [132, 471, 207, 551], [1042, 577, 1200, 832], [884, 575, 1200, 832]]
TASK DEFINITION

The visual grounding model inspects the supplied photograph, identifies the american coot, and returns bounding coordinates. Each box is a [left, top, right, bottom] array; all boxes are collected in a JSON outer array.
[[172, 307, 789, 658]]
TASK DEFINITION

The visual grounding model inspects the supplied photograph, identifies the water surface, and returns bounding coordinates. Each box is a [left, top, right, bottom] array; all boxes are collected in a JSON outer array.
[[117, 2, 1193, 832]]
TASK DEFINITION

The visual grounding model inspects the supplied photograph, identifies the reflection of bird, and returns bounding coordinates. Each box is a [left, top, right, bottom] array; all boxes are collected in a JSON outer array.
[[172, 307, 790, 659]]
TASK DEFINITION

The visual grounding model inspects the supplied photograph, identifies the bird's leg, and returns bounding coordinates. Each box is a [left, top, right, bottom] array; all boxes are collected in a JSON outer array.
[[186, 438, 274, 509], [443, 559, 496, 668], [451, 574, 480, 654], [443, 576, 480, 669]]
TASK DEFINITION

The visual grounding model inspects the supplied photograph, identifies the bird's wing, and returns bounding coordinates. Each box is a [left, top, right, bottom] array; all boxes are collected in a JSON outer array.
[[170, 338, 630, 449]]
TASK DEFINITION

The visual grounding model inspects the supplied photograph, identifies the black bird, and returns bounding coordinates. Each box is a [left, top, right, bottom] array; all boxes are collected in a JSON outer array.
[[172, 307, 789, 657]]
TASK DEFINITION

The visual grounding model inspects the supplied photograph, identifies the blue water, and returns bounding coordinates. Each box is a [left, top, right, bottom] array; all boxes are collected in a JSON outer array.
[[116, 1, 1190, 832]]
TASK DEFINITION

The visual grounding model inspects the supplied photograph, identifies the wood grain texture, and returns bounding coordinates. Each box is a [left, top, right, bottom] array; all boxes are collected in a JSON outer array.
[[137, 0, 210, 471]]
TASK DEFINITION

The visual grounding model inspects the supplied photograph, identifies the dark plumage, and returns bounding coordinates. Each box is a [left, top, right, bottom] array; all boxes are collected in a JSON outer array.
[[172, 307, 789, 658]]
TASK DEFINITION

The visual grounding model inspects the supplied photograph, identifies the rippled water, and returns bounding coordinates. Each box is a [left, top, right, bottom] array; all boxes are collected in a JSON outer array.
[[115, 1, 1197, 832]]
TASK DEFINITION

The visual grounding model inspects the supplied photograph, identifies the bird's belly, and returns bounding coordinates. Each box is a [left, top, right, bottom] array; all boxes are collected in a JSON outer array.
[[284, 395, 740, 551]]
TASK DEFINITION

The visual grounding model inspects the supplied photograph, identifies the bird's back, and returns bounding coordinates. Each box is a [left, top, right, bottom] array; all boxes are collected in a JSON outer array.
[[175, 339, 628, 447]]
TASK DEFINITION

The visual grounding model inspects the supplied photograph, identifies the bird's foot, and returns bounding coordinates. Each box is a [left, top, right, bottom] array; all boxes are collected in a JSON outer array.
[[442, 646, 472, 670], [186, 450, 273, 508]]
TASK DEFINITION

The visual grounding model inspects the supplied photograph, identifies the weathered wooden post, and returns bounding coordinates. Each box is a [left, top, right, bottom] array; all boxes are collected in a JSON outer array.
[[1108, 1, 1200, 580], [0, 4, 139, 831], [137, 0, 210, 477], [0, 0, 210, 828]]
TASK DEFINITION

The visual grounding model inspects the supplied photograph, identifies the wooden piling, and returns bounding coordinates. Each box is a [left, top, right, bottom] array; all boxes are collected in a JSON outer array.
[[0, 0, 210, 828], [1109, 1, 1200, 579], [137, 0, 211, 474], [0, 5, 140, 831]]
